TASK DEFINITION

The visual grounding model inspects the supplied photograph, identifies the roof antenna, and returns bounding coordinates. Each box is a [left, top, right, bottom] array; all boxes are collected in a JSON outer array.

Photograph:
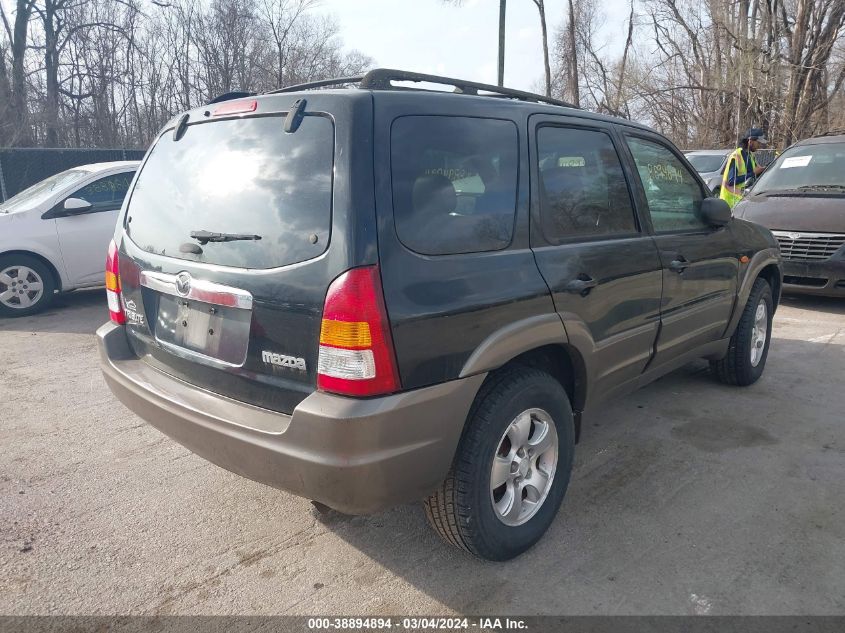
[[284, 98, 306, 134]]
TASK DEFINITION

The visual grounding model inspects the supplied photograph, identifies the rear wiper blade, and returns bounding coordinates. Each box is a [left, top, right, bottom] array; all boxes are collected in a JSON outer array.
[[189, 230, 262, 245]]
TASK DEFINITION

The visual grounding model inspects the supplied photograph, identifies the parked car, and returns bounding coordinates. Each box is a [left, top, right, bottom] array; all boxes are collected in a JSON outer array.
[[97, 70, 783, 561], [734, 132, 845, 297], [0, 161, 139, 316], [684, 149, 731, 195]]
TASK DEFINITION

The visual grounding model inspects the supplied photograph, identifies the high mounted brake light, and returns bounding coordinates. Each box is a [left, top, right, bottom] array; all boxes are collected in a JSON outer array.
[[212, 99, 258, 117], [105, 240, 125, 324], [317, 266, 400, 397]]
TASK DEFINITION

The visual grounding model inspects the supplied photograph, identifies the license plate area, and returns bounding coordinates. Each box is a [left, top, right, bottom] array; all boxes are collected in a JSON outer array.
[[155, 296, 251, 366], [141, 271, 253, 368]]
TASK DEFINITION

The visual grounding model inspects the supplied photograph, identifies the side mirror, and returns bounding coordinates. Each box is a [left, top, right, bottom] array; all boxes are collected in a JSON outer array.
[[699, 197, 732, 227], [63, 197, 93, 214]]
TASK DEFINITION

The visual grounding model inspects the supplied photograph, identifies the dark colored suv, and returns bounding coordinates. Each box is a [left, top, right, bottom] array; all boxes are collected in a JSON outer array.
[[98, 70, 783, 561]]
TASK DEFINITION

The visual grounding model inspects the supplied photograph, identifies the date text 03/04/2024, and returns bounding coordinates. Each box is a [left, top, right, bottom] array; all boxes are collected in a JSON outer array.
[[306, 617, 529, 630]]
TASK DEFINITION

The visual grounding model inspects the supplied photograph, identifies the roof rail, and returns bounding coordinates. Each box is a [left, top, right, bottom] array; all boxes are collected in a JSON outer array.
[[266, 76, 364, 94], [264, 68, 579, 109], [360, 68, 579, 109]]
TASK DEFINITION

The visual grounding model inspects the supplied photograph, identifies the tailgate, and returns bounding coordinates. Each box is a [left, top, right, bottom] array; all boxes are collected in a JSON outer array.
[[116, 102, 345, 415]]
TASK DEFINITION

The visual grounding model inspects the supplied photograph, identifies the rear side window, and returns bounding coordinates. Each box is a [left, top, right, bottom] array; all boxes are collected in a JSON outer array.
[[126, 115, 333, 269], [390, 116, 518, 255], [537, 126, 637, 241]]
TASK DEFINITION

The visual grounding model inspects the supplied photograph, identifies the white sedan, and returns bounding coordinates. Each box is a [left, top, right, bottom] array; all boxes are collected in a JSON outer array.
[[0, 161, 139, 316]]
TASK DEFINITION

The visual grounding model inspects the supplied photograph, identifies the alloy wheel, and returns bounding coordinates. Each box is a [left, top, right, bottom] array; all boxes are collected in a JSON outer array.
[[490, 408, 559, 526], [750, 299, 768, 367]]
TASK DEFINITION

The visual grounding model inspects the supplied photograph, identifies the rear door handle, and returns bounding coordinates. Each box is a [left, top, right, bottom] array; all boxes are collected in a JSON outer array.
[[564, 275, 598, 296], [669, 256, 689, 273]]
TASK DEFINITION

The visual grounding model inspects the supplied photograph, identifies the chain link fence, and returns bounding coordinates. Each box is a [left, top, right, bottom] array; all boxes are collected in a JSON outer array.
[[0, 148, 146, 202]]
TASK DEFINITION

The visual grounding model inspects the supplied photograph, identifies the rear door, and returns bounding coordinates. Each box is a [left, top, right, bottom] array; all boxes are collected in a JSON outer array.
[[116, 94, 374, 415], [621, 133, 739, 365], [52, 170, 134, 286], [528, 115, 663, 402]]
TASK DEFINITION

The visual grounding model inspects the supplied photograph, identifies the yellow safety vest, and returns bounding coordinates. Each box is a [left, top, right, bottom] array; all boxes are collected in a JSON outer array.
[[720, 148, 757, 209]]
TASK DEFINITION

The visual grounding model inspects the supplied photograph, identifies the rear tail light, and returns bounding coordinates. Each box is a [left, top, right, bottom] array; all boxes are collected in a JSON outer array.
[[105, 240, 125, 324], [317, 266, 400, 397]]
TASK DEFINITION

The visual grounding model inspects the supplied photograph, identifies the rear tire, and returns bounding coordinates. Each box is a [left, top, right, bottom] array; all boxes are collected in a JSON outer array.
[[0, 254, 56, 317], [424, 368, 575, 561], [711, 277, 773, 386]]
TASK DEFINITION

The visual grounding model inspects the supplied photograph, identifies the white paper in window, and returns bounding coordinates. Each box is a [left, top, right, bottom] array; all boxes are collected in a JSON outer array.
[[781, 155, 812, 168]]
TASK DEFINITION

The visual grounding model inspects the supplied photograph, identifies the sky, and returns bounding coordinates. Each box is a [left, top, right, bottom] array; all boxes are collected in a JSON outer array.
[[315, 0, 632, 93], [0, 0, 631, 93]]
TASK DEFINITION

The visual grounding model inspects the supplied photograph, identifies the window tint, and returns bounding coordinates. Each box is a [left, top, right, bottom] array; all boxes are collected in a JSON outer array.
[[126, 115, 333, 269], [70, 172, 134, 210], [391, 116, 518, 255], [626, 137, 706, 232], [537, 126, 636, 241]]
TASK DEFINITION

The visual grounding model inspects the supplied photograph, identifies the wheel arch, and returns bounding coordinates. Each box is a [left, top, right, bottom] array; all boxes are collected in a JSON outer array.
[[459, 314, 589, 441], [757, 263, 782, 310], [0, 249, 63, 291], [726, 249, 782, 337]]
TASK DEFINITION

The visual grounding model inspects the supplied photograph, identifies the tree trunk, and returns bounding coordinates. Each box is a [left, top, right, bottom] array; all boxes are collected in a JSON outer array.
[[567, 0, 579, 106], [5, 0, 33, 145], [534, 0, 551, 96], [42, 1, 61, 147], [612, 1, 635, 114]]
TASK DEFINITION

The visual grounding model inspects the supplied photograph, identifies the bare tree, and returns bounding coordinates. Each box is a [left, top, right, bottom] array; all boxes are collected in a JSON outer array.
[[0, 0, 35, 145], [530, 0, 551, 96]]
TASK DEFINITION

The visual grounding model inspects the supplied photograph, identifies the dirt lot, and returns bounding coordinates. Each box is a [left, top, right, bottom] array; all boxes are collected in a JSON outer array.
[[1, 290, 843, 615]]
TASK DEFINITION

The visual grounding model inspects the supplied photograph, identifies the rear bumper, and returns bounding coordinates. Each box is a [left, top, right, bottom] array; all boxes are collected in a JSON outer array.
[[98, 322, 485, 514], [782, 259, 845, 297]]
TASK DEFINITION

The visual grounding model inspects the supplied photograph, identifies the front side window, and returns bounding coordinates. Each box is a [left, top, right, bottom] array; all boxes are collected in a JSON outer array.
[[391, 116, 518, 255], [537, 126, 637, 241], [627, 137, 706, 232], [71, 172, 134, 211]]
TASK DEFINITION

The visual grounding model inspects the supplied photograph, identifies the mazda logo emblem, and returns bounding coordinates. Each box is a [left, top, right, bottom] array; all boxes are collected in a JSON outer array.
[[175, 272, 192, 297]]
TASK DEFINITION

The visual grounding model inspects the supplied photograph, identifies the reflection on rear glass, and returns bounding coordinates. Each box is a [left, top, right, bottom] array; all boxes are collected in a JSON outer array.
[[127, 115, 333, 269]]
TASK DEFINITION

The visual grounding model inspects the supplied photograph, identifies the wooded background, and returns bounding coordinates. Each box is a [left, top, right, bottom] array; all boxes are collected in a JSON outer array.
[[1, 0, 843, 151]]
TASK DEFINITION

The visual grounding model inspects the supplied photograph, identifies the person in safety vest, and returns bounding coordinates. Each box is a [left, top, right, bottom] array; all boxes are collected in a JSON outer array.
[[720, 127, 768, 208]]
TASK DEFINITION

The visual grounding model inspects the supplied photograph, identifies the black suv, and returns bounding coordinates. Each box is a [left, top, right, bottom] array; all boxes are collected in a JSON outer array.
[[98, 70, 783, 561]]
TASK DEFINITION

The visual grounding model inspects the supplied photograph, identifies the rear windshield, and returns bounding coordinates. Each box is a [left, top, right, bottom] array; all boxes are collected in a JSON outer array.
[[685, 153, 726, 173], [126, 115, 333, 269]]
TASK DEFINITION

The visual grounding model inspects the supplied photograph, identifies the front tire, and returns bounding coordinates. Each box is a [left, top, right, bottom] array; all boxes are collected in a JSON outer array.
[[424, 368, 575, 561], [0, 254, 56, 317], [711, 277, 773, 386]]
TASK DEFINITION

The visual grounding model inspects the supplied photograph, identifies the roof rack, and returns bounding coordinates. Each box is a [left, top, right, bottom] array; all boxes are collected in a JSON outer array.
[[266, 76, 364, 94], [265, 68, 579, 109]]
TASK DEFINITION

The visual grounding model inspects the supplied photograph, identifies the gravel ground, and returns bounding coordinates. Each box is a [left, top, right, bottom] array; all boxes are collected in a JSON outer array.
[[1, 289, 843, 615]]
